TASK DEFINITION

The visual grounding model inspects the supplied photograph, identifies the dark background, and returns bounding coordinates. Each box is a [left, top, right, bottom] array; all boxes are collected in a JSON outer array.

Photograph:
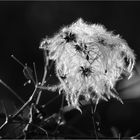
[[0, 1, 140, 138]]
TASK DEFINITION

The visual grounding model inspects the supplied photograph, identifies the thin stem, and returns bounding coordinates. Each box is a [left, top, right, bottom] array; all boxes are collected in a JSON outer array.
[[23, 103, 34, 132], [33, 62, 38, 84], [35, 54, 48, 105], [0, 101, 8, 130], [12, 86, 37, 118], [1, 101, 7, 119], [94, 98, 99, 113], [0, 119, 8, 130], [131, 133, 140, 139], [11, 55, 25, 68], [46, 94, 60, 106], [90, 99, 98, 139], [32, 124, 48, 137], [0, 79, 25, 104]]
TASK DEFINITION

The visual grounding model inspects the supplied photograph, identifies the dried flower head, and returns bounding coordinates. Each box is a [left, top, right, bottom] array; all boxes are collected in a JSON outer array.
[[40, 18, 135, 110]]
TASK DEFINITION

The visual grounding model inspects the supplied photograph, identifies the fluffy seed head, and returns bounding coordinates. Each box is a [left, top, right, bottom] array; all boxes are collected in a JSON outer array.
[[40, 18, 135, 110]]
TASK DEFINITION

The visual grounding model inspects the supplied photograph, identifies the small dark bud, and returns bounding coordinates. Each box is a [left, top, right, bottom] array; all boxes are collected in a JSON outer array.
[[64, 32, 76, 42]]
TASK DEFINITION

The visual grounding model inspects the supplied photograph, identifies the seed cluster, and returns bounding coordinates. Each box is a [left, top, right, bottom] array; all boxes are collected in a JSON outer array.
[[40, 18, 135, 110]]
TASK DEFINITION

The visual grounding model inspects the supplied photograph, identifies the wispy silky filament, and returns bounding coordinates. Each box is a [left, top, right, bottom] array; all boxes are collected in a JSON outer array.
[[40, 18, 135, 110]]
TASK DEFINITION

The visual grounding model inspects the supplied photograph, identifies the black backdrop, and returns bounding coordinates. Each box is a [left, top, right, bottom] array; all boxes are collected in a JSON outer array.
[[0, 1, 140, 138]]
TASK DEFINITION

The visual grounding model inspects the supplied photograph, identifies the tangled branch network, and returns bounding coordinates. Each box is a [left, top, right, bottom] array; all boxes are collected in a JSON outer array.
[[40, 18, 135, 111]]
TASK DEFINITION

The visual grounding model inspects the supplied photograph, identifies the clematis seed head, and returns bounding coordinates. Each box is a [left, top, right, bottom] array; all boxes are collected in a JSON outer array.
[[40, 18, 136, 111]]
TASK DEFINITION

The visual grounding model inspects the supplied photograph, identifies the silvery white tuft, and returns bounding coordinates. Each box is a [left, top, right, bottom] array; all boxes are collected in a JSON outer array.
[[40, 18, 136, 111]]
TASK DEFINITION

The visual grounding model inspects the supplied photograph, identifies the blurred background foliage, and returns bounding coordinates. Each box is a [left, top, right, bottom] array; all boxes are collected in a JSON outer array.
[[0, 1, 140, 138]]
